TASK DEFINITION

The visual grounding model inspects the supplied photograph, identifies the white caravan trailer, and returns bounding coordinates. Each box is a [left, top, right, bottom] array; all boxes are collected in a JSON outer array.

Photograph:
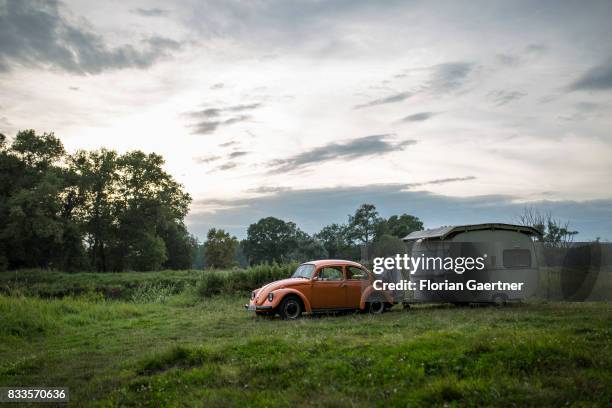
[[402, 223, 541, 305]]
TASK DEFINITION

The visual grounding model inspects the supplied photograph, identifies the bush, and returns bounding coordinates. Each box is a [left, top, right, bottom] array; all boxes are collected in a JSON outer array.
[[131, 282, 178, 304], [196, 271, 225, 297], [195, 262, 299, 298]]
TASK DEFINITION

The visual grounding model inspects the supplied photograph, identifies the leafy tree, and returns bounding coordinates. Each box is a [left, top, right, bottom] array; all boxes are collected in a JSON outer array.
[[314, 223, 350, 258], [347, 204, 382, 246], [204, 228, 238, 268], [371, 234, 407, 259], [130, 232, 167, 271], [288, 230, 328, 262], [243, 217, 301, 265], [1, 130, 193, 272], [0, 131, 67, 269], [69, 149, 120, 271], [10, 130, 64, 168], [384, 214, 423, 239], [161, 223, 194, 270]]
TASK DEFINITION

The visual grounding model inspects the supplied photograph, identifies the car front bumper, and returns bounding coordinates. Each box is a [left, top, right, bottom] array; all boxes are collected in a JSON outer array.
[[244, 304, 273, 311]]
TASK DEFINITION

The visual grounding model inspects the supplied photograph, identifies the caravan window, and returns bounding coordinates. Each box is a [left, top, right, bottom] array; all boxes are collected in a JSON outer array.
[[503, 249, 531, 268]]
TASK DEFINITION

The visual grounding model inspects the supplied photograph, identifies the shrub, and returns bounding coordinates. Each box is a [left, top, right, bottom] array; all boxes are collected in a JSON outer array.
[[196, 271, 225, 297], [131, 282, 178, 304], [195, 262, 299, 298]]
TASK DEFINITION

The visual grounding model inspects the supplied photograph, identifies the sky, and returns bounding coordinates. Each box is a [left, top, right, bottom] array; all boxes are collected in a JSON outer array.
[[1, 0, 611, 240]]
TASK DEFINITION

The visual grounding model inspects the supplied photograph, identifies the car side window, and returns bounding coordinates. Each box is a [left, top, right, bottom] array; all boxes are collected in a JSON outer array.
[[317, 266, 343, 281], [347, 266, 367, 280]]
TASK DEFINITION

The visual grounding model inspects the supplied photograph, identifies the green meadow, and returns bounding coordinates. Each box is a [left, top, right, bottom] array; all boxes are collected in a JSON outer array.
[[1, 270, 611, 407]]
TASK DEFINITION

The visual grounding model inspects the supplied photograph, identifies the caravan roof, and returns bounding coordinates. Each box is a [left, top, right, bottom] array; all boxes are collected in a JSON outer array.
[[402, 223, 541, 241]]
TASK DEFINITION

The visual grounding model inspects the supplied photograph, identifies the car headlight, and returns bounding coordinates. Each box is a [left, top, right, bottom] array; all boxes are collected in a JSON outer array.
[[268, 292, 274, 302]]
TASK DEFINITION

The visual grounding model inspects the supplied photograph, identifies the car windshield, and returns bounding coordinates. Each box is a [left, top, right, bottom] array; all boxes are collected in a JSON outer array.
[[292, 264, 315, 279]]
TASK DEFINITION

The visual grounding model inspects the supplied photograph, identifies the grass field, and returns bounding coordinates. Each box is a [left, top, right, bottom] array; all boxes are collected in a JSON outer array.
[[1, 272, 612, 407]]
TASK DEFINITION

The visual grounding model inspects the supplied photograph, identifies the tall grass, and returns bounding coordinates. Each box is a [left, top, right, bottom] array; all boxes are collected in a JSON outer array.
[[196, 262, 298, 297], [0, 263, 300, 300]]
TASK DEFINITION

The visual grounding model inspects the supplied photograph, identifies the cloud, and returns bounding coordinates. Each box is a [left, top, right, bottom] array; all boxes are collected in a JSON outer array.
[[219, 141, 238, 147], [404, 176, 476, 188], [354, 91, 413, 109], [189, 103, 261, 119], [268, 134, 416, 173], [525, 44, 547, 55], [430, 62, 473, 93], [228, 151, 248, 159], [248, 186, 293, 194], [194, 155, 222, 164], [399, 112, 437, 122], [0, 0, 181, 74], [495, 54, 521, 67], [488, 90, 527, 106], [187, 183, 612, 240], [187, 103, 261, 135], [569, 58, 612, 91], [355, 61, 473, 109], [210, 83, 224, 90], [496, 45, 547, 67], [130, 8, 169, 17], [217, 162, 238, 171], [192, 115, 252, 135]]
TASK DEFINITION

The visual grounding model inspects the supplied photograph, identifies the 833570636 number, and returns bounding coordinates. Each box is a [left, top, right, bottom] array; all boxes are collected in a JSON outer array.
[[0, 387, 69, 402]]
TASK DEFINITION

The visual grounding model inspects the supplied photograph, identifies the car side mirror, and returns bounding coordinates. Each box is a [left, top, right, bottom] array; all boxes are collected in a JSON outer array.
[[312, 276, 318, 281]]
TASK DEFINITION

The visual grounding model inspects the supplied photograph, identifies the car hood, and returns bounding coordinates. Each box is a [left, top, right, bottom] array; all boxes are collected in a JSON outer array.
[[254, 278, 307, 302]]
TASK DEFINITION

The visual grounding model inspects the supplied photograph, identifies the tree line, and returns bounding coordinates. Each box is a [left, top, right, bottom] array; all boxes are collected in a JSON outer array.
[[0, 130, 193, 271], [2, 130, 580, 272], [202, 203, 424, 268]]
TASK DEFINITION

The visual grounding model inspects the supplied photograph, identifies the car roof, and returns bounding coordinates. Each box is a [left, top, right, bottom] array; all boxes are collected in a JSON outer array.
[[302, 259, 365, 268]]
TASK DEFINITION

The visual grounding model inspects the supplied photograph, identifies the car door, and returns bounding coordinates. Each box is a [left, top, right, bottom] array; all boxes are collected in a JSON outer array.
[[310, 265, 346, 310], [345, 266, 368, 308]]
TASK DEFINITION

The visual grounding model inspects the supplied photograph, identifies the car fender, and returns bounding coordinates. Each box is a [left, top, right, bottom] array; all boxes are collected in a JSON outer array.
[[271, 288, 312, 312], [360, 285, 395, 310]]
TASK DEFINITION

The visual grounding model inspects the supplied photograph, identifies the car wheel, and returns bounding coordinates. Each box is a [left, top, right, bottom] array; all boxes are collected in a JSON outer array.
[[368, 301, 385, 314], [278, 296, 303, 319]]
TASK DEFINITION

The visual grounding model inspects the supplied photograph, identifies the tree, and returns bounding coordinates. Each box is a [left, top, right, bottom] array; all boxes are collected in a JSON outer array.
[[288, 230, 328, 262], [0, 131, 67, 269], [1, 130, 193, 272], [385, 214, 423, 239], [161, 223, 194, 270], [347, 204, 382, 246], [517, 207, 578, 247], [314, 223, 350, 258], [69, 149, 120, 271], [204, 228, 238, 268], [243, 217, 301, 265]]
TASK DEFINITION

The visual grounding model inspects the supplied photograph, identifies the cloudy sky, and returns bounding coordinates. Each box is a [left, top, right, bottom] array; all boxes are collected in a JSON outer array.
[[1, 0, 611, 239]]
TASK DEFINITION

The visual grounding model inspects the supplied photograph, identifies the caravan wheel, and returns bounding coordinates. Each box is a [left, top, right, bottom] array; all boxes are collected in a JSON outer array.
[[368, 301, 385, 314], [492, 293, 508, 307]]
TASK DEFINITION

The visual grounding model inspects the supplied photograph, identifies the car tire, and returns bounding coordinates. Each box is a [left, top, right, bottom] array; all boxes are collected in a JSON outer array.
[[278, 296, 303, 319], [368, 301, 385, 314]]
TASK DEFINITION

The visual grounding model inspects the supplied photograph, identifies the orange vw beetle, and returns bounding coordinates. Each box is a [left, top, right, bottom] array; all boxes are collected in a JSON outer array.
[[245, 260, 395, 319]]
